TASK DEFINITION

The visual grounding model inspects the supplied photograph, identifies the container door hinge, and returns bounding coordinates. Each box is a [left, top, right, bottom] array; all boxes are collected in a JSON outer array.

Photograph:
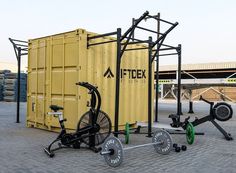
[[77, 66, 81, 70]]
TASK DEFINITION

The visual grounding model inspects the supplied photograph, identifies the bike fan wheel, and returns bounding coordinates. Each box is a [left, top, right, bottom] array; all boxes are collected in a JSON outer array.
[[77, 110, 112, 146]]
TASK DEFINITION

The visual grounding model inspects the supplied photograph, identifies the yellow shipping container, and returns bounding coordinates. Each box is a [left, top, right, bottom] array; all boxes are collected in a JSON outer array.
[[27, 29, 154, 132]]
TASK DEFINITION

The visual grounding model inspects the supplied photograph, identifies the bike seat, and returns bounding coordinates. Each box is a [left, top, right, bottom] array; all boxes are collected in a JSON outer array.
[[49, 105, 63, 112]]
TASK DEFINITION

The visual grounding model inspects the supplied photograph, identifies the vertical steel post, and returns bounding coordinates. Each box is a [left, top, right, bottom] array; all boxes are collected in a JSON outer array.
[[16, 47, 21, 123], [177, 44, 182, 117], [188, 101, 194, 113], [114, 28, 122, 137], [147, 36, 153, 137], [188, 89, 194, 113], [155, 13, 160, 122], [132, 18, 135, 41]]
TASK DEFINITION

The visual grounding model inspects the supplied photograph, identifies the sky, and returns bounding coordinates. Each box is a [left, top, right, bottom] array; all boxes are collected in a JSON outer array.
[[0, 0, 236, 71]]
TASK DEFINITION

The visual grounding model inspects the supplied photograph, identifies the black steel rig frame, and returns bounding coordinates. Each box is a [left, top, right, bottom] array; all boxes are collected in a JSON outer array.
[[87, 11, 181, 137], [9, 12, 182, 138], [9, 38, 28, 123]]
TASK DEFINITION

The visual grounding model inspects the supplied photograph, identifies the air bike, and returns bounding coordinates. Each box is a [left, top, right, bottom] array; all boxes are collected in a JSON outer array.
[[44, 82, 112, 157]]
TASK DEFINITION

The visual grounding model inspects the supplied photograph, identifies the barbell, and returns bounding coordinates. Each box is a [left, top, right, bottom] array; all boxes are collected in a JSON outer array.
[[100, 129, 173, 167]]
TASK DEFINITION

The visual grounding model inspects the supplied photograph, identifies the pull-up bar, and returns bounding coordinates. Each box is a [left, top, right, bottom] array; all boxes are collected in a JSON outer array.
[[120, 11, 149, 41], [87, 31, 118, 47], [136, 26, 162, 35]]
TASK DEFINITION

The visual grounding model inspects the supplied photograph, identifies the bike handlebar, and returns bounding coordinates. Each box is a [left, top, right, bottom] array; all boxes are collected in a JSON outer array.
[[76, 82, 89, 87], [76, 81, 101, 114], [76, 82, 97, 92]]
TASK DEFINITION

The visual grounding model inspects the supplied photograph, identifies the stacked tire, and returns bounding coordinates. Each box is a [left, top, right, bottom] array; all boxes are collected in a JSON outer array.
[[0, 73, 4, 101], [3, 73, 27, 102], [0, 70, 11, 101]]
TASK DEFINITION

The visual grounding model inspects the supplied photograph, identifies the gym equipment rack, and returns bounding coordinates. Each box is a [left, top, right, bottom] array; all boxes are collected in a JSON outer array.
[[87, 11, 181, 137]]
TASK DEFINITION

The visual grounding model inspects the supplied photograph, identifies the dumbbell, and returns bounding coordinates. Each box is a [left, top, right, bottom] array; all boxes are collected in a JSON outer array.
[[173, 143, 187, 152]]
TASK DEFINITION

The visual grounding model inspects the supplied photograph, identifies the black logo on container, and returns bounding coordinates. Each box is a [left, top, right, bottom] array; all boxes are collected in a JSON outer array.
[[104, 67, 146, 79], [103, 67, 114, 78]]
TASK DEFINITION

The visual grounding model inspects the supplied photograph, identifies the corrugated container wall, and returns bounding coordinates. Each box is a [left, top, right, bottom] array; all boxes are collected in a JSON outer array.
[[27, 29, 154, 132]]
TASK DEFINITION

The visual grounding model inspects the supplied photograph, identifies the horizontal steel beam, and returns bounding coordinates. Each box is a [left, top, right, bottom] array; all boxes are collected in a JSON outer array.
[[136, 26, 162, 35], [9, 38, 28, 43], [124, 47, 149, 52], [158, 53, 178, 57], [88, 40, 116, 47], [88, 31, 117, 40], [121, 40, 148, 45]]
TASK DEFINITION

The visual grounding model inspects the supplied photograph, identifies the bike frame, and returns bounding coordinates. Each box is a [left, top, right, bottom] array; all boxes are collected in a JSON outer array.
[[44, 82, 103, 157]]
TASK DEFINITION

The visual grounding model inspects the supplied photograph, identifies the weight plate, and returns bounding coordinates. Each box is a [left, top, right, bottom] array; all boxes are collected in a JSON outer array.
[[213, 102, 233, 121], [102, 137, 124, 167], [77, 110, 112, 146], [125, 122, 130, 144], [152, 129, 173, 155], [186, 122, 195, 145]]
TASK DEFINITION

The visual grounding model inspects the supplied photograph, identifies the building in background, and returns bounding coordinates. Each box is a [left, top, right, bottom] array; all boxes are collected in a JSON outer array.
[[0, 62, 17, 72], [158, 62, 236, 102]]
